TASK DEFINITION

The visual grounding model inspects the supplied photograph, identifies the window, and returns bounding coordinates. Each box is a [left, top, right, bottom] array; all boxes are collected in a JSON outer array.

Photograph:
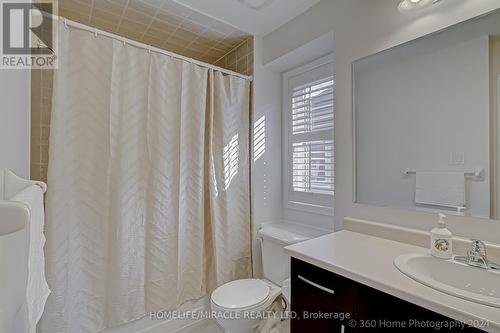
[[283, 55, 334, 215]]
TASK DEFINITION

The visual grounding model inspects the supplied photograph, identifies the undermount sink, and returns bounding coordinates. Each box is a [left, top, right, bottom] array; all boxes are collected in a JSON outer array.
[[394, 254, 500, 308], [0, 201, 28, 236]]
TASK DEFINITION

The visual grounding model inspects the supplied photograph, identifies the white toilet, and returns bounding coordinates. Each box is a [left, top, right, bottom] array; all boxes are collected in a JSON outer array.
[[210, 223, 315, 333]]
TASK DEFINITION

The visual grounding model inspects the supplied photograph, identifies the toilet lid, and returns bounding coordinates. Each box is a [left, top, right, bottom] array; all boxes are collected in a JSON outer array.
[[211, 279, 270, 309]]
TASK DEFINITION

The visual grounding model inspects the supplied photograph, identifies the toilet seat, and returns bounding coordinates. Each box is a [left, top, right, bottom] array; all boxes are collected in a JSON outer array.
[[210, 224, 314, 333], [211, 279, 271, 311]]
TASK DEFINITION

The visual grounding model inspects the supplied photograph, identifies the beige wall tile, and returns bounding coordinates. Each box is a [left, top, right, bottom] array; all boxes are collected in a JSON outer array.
[[32, 0, 252, 181], [142, 34, 166, 48], [30, 68, 53, 181], [173, 28, 198, 42], [90, 18, 119, 33], [60, 0, 92, 17], [214, 37, 254, 75], [119, 19, 148, 33], [92, 8, 121, 25], [167, 34, 192, 47], [58, 0, 252, 70], [155, 10, 185, 26], [118, 21, 148, 40], [93, 0, 125, 15], [31, 144, 41, 164], [123, 7, 154, 26], [59, 8, 90, 24], [128, 0, 157, 17], [226, 50, 236, 65], [40, 146, 49, 164], [149, 19, 177, 34], [236, 57, 247, 75], [236, 40, 248, 60], [164, 43, 185, 54], [30, 164, 41, 182], [39, 165, 48, 182], [40, 126, 50, 145]]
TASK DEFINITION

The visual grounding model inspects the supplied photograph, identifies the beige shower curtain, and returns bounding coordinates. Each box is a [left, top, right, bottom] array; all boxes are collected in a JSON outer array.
[[40, 22, 251, 333]]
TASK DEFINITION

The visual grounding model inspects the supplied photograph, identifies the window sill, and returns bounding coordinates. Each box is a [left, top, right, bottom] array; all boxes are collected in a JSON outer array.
[[285, 200, 334, 217]]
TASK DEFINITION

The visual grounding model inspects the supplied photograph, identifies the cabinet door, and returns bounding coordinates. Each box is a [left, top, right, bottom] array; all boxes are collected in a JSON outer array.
[[291, 258, 355, 333], [354, 284, 481, 332], [291, 258, 483, 333]]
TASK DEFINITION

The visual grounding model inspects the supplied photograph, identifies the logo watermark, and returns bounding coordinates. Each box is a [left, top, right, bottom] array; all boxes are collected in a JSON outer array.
[[1, 0, 58, 69], [148, 310, 351, 322]]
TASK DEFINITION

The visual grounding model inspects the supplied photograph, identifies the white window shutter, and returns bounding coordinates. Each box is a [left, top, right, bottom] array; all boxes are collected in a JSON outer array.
[[292, 78, 334, 135], [283, 56, 334, 215], [292, 140, 334, 195], [291, 77, 334, 196]]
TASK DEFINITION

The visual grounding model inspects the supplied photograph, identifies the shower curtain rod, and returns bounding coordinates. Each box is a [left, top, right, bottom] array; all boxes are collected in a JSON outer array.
[[42, 13, 253, 81]]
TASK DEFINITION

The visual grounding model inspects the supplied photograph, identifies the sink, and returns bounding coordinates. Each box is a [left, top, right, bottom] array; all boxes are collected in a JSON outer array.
[[394, 254, 500, 308], [0, 201, 28, 236]]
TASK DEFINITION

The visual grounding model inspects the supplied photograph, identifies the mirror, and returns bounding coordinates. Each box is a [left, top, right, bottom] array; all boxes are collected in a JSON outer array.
[[354, 10, 500, 220]]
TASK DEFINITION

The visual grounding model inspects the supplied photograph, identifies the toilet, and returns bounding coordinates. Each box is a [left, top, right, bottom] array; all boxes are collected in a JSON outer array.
[[210, 223, 314, 333]]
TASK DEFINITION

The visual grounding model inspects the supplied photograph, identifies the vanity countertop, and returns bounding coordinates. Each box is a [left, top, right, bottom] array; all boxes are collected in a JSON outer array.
[[285, 230, 500, 332]]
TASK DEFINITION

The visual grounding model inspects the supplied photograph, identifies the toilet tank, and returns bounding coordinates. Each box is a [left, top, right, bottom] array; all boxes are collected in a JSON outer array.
[[258, 223, 320, 286]]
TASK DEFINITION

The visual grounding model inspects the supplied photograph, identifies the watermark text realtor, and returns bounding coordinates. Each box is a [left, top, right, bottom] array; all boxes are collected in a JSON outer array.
[[1, 1, 58, 69]]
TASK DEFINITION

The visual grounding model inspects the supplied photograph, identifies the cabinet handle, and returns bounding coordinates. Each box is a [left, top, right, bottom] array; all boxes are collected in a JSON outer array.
[[297, 275, 335, 295]]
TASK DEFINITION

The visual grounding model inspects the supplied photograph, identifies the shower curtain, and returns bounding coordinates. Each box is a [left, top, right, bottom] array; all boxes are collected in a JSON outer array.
[[40, 22, 251, 333]]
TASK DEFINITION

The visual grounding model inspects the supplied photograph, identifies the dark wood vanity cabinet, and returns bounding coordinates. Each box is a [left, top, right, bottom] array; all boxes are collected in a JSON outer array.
[[291, 258, 481, 332]]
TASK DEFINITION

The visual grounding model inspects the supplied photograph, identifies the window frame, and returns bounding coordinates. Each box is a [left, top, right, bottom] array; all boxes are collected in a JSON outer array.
[[282, 54, 334, 216]]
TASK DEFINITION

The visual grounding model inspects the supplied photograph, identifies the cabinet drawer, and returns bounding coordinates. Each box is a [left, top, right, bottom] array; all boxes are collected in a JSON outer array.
[[291, 258, 355, 313]]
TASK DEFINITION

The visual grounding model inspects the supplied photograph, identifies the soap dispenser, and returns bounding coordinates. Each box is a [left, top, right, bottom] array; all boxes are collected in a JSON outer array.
[[430, 213, 453, 259]]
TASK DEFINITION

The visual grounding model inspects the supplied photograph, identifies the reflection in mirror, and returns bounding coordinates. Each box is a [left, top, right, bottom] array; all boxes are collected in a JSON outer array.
[[354, 10, 500, 220]]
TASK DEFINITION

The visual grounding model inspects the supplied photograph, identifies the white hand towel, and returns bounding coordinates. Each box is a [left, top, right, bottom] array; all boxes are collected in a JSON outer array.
[[415, 172, 465, 208], [12, 185, 50, 333]]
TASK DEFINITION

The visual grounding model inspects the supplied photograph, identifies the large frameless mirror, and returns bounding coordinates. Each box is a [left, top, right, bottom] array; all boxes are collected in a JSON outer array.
[[353, 10, 500, 220]]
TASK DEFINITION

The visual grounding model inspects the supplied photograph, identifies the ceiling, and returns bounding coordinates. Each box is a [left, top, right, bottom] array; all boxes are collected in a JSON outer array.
[[173, 0, 321, 35], [58, 0, 251, 64]]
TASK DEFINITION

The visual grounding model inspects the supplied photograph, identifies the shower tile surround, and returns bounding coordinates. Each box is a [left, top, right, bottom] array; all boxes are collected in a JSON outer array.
[[30, 69, 52, 183], [214, 38, 254, 76], [57, 0, 250, 64], [30, 0, 254, 182]]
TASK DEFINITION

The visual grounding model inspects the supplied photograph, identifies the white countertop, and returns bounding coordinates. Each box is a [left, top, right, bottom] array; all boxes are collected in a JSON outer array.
[[285, 230, 500, 332]]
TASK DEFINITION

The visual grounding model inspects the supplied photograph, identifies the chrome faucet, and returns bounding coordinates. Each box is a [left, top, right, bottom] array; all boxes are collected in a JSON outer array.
[[455, 240, 500, 270], [466, 240, 488, 269]]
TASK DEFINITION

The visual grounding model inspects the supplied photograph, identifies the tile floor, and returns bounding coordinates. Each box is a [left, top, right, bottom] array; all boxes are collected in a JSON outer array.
[[177, 320, 222, 333], [177, 319, 290, 333]]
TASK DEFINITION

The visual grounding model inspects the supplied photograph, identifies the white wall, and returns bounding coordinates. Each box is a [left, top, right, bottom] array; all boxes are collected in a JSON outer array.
[[494, 38, 500, 217], [251, 36, 283, 277], [0, 69, 30, 179], [261, 0, 500, 243], [355, 35, 490, 218]]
